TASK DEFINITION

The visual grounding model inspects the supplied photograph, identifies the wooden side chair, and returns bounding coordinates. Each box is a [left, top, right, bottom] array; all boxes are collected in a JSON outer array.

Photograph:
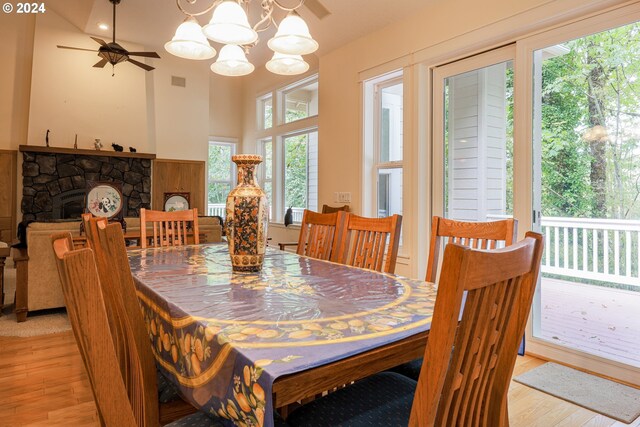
[[286, 232, 544, 427], [84, 217, 201, 423], [278, 210, 347, 261], [333, 213, 402, 274], [321, 204, 350, 214], [426, 216, 517, 283], [391, 216, 518, 381], [140, 208, 200, 249], [52, 232, 218, 427]]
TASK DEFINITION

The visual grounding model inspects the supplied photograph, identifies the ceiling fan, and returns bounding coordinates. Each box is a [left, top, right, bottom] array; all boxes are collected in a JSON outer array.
[[56, 0, 160, 75]]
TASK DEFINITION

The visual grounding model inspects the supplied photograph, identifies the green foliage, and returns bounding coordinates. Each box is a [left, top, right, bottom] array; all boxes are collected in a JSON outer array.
[[540, 22, 640, 219], [284, 135, 308, 209], [208, 144, 233, 204]]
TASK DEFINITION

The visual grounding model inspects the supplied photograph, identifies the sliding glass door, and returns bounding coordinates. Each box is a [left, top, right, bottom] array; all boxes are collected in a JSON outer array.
[[432, 5, 640, 385], [525, 12, 640, 385]]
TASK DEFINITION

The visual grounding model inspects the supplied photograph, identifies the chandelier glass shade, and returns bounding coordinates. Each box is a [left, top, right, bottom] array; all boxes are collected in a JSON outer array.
[[202, 1, 258, 45], [165, 17, 217, 60], [166, 0, 318, 77], [266, 52, 308, 75], [211, 44, 255, 76], [267, 12, 318, 55]]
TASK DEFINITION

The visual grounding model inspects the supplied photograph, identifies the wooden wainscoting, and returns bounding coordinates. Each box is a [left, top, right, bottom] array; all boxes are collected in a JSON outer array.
[[152, 159, 205, 214], [0, 150, 17, 245]]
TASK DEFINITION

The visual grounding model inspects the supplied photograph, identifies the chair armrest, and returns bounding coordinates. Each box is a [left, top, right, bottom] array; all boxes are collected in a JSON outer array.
[[278, 242, 298, 251]]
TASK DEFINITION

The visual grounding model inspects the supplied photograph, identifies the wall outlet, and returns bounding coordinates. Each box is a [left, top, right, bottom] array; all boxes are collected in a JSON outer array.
[[334, 192, 351, 203]]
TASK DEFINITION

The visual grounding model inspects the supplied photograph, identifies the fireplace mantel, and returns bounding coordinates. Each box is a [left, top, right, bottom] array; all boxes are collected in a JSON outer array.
[[19, 145, 156, 160]]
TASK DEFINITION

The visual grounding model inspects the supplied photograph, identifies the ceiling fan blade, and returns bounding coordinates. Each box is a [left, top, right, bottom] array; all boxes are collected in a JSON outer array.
[[128, 58, 154, 72], [91, 37, 108, 47], [303, 0, 331, 19], [57, 45, 97, 52], [93, 59, 108, 68], [128, 51, 161, 58]]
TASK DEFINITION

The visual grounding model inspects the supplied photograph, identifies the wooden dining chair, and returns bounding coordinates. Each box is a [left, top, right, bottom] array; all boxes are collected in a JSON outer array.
[[278, 210, 347, 261], [426, 216, 517, 283], [51, 232, 218, 427], [390, 216, 518, 381], [140, 208, 200, 249], [286, 232, 544, 427], [321, 204, 350, 214], [333, 213, 402, 274]]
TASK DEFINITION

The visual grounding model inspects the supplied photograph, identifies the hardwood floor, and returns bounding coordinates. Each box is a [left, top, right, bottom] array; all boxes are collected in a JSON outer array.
[[0, 331, 638, 426]]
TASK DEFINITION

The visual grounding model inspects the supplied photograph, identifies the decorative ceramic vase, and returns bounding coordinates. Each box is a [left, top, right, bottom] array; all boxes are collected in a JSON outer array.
[[225, 154, 269, 272]]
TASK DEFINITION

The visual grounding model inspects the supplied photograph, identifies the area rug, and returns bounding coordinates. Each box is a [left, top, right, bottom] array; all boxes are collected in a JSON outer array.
[[0, 265, 71, 337], [514, 362, 640, 423]]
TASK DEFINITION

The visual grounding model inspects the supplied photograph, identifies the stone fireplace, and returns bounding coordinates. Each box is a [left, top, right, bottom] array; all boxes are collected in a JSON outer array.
[[20, 146, 154, 221]]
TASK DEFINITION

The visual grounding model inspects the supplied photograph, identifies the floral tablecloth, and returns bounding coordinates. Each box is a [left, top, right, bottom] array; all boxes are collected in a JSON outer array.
[[129, 243, 436, 427]]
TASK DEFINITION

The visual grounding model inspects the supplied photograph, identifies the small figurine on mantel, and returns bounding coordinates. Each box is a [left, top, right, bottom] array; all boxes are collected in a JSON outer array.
[[129, 147, 137, 153], [45, 129, 50, 147], [74, 134, 78, 149], [112, 143, 124, 152], [94, 138, 102, 150]]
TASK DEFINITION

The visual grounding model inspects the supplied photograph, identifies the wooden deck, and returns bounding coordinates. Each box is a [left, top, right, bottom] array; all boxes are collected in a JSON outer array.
[[537, 277, 640, 368]]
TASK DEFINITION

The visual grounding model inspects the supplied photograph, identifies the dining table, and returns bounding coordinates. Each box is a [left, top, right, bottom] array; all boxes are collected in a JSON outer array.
[[129, 243, 436, 427]]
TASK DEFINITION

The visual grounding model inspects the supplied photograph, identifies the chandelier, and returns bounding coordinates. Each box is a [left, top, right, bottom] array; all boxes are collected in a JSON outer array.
[[165, 0, 318, 76]]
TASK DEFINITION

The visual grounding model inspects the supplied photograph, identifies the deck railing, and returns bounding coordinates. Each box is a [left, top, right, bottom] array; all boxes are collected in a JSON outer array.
[[540, 217, 640, 288], [207, 204, 304, 223]]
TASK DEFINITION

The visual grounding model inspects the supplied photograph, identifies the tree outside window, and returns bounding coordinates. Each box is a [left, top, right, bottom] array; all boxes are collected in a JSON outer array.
[[207, 141, 235, 218]]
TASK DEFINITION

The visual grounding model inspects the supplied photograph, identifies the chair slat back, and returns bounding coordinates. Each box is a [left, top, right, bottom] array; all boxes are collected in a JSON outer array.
[[410, 232, 543, 427], [297, 210, 347, 261], [140, 208, 199, 249], [426, 216, 517, 283], [51, 233, 137, 427], [334, 213, 402, 274], [88, 219, 161, 427]]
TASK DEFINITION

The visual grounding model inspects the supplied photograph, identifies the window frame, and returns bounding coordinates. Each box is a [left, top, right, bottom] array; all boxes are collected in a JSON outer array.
[[280, 75, 319, 126]]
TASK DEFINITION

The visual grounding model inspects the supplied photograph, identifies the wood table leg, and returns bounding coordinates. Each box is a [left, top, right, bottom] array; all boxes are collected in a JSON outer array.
[[13, 247, 29, 323]]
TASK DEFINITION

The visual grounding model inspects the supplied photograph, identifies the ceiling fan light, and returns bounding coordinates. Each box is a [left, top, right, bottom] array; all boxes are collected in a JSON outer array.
[[210, 44, 254, 76], [203, 1, 258, 45], [265, 52, 309, 75], [165, 17, 216, 60], [268, 13, 318, 55]]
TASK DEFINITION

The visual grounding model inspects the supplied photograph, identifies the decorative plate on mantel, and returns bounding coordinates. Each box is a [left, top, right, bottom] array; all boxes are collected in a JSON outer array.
[[86, 181, 124, 220], [164, 192, 190, 212]]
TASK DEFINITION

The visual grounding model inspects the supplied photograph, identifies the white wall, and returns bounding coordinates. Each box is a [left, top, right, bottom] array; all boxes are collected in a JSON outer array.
[[28, 10, 149, 151], [0, 13, 35, 151], [152, 54, 210, 161]]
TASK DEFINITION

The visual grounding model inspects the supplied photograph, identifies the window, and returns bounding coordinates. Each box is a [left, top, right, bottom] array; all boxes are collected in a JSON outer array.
[[256, 75, 318, 224], [258, 94, 272, 129], [283, 78, 318, 123], [284, 130, 318, 214], [207, 140, 236, 218], [364, 72, 404, 222]]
